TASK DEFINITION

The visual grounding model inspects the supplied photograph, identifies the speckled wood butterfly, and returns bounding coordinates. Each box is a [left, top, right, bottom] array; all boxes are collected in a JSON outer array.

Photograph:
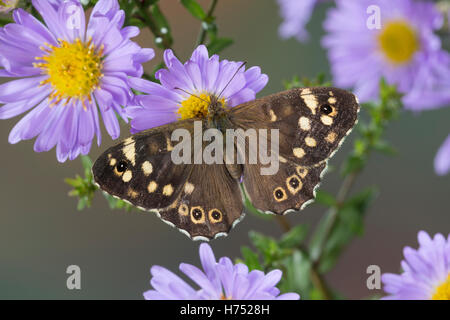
[[92, 87, 359, 241]]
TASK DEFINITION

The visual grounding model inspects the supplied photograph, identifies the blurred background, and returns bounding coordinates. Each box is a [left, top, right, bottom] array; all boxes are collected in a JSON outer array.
[[0, 0, 449, 299]]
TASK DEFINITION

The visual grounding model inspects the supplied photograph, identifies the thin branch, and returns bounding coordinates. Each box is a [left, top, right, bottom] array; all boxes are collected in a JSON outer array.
[[275, 216, 292, 233], [197, 0, 219, 45]]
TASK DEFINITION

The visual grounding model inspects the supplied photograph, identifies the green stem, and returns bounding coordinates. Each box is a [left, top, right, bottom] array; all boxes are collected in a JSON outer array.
[[312, 171, 359, 266], [198, 0, 219, 45], [137, 3, 173, 50], [297, 244, 333, 300]]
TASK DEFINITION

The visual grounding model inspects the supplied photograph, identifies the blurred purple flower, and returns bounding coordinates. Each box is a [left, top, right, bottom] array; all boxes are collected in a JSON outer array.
[[127, 45, 268, 133], [144, 243, 300, 300], [322, 0, 449, 110], [382, 231, 450, 300], [435, 135, 450, 176], [0, 0, 154, 162], [277, 0, 318, 42]]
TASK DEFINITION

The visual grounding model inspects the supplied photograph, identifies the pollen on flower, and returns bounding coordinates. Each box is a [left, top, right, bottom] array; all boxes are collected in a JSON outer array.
[[178, 93, 225, 120], [432, 274, 450, 300], [34, 38, 104, 108], [378, 20, 419, 65]]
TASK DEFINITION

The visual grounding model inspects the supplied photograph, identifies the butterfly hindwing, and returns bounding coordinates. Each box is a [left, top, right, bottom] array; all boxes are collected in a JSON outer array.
[[243, 161, 327, 214], [157, 163, 244, 240]]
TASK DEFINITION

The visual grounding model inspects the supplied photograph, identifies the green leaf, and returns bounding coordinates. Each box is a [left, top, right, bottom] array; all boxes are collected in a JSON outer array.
[[279, 225, 309, 249], [103, 192, 134, 212], [240, 246, 262, 271], [248, 231, 279, 264], [207, 37, 233, 55], [341, 154, 365, 176], [180, 0, 206, 20], [373, 140, 397, 156], [150, 4, 171, 30], [314, 190, 337, 208], [318, 188, 377, 272], [278, 250, 311, 299]]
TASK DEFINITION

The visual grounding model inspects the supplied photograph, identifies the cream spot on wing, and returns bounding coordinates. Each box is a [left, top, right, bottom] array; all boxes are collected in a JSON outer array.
[[328, 97, 337, 104], [279, 156, 287, 163], [127, 188, 138, 199], [305, 136, 317, 147], [355, 95, 360, 104], [109, 158, 117, 166], [163, 184, 174, 196], [269, 109, 277, 122], [178, 204, 189, 216], [293, 147, 305, 158], [166, 136, 173, 151], [142, 161, 153, 176], [326, 131, 337, 143], [298, 116, 311, 131], [123, 142, 136, 166], [147, 181, 158, 193], [122, 170, 132, 182], [329, 91, 334, 96], [296, 166, 308, 178], [302, 88, 312, 95], [184, 182, 194, 195], [282, 105, 294, 117], [301, 89, 318, 115], [321, 115, 333, 126]]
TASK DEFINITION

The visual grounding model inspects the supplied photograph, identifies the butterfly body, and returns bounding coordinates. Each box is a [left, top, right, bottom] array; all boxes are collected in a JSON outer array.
[[93, 87, 359, 240]]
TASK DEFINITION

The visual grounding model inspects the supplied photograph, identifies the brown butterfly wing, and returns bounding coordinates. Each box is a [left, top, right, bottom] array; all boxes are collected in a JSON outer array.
[[92, 120, 244, 240], [228, 87, 359, 214]]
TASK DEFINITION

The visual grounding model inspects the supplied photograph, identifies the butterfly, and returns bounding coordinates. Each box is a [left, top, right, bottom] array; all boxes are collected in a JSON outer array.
[[92, 87, 359, 241]]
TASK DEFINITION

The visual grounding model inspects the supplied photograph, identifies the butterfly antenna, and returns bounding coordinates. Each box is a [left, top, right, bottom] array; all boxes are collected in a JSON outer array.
[[217, 61, 247, 100], [174, 87, 209, 103]]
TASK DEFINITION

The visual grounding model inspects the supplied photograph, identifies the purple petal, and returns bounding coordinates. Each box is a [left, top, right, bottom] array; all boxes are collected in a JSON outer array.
[[434, 134, 450, 176]]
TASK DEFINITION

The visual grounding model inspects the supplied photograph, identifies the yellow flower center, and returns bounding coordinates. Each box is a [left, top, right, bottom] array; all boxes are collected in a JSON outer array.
[[34, 38, 104, 108], [432, 274, 450, 300], [178, 93, 225, 120], [378, 20, 419, 65]]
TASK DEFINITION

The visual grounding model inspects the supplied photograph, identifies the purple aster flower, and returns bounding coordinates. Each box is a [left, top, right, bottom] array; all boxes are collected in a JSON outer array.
[[435, 134, 450, 176], [144, 243, 300, 300], [0, 0, 154, 162], [127, 45, 268, 133], [382, 231, 450, 300], [322, 0, 450, 110], [277, 0, 318, 42]]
